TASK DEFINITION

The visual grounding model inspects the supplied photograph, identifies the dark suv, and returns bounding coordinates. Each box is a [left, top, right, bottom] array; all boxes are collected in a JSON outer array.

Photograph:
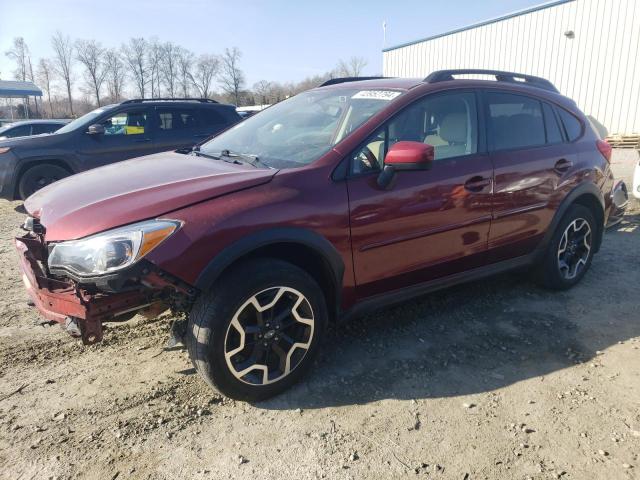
[[16, 70, 623, 401], [0, 98, 240, 199]]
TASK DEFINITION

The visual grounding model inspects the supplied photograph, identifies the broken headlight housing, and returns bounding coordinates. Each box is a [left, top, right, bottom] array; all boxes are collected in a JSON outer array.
[[48, 219, 181, 277]]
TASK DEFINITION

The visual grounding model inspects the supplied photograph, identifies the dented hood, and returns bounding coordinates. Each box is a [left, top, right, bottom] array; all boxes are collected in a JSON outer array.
[[25, 151, 277, 241]]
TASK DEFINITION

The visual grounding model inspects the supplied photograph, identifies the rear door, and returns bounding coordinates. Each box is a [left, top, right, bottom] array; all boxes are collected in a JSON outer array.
[[75, 107, 157, 170], [484, 90, 577, 262], [153, 105, 201, 151]]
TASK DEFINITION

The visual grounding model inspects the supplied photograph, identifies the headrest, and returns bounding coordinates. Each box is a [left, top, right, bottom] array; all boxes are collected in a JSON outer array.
[[440, 113, 467, 144]]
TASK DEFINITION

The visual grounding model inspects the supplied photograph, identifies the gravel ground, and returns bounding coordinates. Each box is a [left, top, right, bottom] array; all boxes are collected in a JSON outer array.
[[0, 151, 639, 480]]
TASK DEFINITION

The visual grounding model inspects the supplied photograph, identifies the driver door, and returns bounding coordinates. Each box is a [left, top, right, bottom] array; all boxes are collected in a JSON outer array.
[[75, 107, 158, 170], [346, 91, 494, 298]]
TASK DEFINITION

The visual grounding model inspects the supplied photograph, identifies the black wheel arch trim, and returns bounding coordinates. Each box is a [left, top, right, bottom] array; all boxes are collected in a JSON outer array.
[[535, 181, 605, 259], [194, 227, 345, 314]]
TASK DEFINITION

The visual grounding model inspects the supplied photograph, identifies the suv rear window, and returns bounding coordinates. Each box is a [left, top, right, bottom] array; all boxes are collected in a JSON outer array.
[[157, 107, 198, 131], [557, 108, 582, 141], [486, 92, 545, 151], [200, 109, 227, 127]]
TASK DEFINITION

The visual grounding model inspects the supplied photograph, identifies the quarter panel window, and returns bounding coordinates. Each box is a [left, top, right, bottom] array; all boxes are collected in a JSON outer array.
[[542, 103, 563, 144], [350, 91, 478, 175], [557, 108, 582, 141], [486, 92, 545, 151]]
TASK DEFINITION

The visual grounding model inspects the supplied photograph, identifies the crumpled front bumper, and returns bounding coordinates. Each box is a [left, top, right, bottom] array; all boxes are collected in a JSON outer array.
[[15, 234, 186, 344]]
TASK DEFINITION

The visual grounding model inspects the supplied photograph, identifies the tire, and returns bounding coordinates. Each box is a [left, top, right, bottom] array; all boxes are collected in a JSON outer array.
[[533, 204, 597, 290], [18, 163, 70, 200], [186, 258, 328, 401]]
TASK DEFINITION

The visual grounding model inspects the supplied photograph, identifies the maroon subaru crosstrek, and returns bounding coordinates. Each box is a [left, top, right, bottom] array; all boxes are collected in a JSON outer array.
[[16, 70, 621, 401]]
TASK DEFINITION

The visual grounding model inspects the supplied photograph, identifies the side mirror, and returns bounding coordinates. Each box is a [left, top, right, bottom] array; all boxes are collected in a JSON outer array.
[[87, 124, 105, 135], [377, 141, 434, 189]]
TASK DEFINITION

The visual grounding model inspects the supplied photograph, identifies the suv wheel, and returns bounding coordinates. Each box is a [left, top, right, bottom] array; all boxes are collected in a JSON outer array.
[[18, 163, 70, 200], [186, 258, 327, 401], [534, 204, 596, 290]]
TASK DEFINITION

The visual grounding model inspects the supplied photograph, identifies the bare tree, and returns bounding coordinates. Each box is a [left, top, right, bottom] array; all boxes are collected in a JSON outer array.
[[147, 38, 163, 98], [252, 80, 272, 105], [76, 39, 107, 106], [160, 42, 180, 98], [26, 56, 40, 116], [189, 54, 219, 98], [219, 47, 245, 106], [122, 38, 147, 98], [51, 31, 75, 115], [37, 59, 55, 117], [177, 47, 194, 98], [336, 56, 368, 77], [5, 37, 29, 81], [104, 49, 126, 102]]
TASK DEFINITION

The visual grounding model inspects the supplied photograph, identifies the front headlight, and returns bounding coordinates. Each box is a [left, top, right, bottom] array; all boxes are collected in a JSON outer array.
[[48, 219, 181, 277]]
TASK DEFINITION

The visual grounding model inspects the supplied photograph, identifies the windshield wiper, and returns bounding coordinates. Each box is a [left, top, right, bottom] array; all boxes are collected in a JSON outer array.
[[220, 149, 273, 169], [191, 149, 245, 165]]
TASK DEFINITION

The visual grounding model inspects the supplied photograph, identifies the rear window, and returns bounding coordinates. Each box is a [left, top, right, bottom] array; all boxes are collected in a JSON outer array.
[[486, 92, 545, 151], [557, 108, 582, 141]]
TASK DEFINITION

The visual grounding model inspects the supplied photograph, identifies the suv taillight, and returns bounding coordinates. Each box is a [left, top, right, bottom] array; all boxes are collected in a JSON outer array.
[[596, 140, 612, 163]]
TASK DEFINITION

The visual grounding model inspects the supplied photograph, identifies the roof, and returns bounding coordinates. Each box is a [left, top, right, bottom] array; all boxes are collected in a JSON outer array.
[[383, 0, 575, 52], [0, 80, 43, 97]]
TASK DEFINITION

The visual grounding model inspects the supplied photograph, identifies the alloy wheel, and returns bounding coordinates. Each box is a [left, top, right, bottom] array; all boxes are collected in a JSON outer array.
[[557, 218, 592, 280], [224, 286, 315, 386]]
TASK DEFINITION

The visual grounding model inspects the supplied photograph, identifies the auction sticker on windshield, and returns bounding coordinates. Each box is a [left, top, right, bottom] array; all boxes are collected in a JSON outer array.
[[351, 90, 402, 100]]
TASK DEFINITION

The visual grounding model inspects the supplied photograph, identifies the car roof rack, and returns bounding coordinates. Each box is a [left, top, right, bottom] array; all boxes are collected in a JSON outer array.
[[424, 69, 559, 93], [319, 76, 389, 87], [120, 98, 219, 104]]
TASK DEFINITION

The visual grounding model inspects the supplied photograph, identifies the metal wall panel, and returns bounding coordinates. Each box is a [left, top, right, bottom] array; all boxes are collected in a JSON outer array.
[[383, 0, 640, 134]]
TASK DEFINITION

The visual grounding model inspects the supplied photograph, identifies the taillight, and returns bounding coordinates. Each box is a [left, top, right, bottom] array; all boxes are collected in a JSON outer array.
[[596, 139, 612, 163]]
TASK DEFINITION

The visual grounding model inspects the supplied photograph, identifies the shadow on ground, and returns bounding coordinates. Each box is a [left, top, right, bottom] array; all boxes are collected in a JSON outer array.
[[262, 214, 640, 410]]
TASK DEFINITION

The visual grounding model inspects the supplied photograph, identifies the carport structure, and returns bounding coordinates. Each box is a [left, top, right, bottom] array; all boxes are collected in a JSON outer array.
[[0, 80, 42, 121]]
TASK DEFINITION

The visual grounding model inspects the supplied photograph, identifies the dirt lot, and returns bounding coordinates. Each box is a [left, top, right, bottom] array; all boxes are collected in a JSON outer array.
[[1, 151, 639, 480]]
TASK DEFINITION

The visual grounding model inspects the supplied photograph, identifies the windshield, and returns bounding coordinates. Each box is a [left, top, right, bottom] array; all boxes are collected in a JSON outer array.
[[199, 88, 403, 168], [55, 105, 116, 134]]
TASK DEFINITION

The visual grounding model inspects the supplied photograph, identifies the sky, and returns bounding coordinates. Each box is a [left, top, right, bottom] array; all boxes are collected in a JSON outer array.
[[0, 0, 544, 88]]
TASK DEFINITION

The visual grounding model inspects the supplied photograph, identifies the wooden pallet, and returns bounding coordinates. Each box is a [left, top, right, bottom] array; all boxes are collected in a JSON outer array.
[[606, 134, 640, 149]]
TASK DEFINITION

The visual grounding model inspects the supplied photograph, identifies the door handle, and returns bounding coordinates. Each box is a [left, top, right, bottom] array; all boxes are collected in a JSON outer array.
[[135, 138, 152, 143], [464, 176, 492, 192], [554, 158, 572, 173]]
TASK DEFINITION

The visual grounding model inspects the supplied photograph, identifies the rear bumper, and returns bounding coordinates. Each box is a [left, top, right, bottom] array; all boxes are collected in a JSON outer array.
[[15, 235, 182, 344], [606, 180, 628, 228]]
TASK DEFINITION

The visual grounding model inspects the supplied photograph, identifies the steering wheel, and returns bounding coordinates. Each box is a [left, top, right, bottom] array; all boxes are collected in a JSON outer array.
[[357, 146, 378, 171]]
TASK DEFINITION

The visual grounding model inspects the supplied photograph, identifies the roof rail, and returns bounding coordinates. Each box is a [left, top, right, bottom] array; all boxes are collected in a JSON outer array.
[[424, 69, 559, 93], [319, 76, 389, 87], [120, 98, 219, 104]]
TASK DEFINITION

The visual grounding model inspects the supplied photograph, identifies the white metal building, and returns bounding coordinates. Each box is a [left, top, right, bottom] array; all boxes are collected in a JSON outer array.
[[383, 0, 640, 136]]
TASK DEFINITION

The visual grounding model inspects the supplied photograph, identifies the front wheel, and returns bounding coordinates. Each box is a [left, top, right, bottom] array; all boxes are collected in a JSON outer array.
[[18, 163, 70, 200], [186, 258, 327, 401], [533, 204, 597, 290]]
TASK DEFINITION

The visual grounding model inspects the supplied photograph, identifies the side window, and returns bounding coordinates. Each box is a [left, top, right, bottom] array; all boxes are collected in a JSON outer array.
[[350, 92, 478, 175], [486, 92, 545, 150], [32, 124, 58, 134], [156, 108, 198, 132], [542, 103, 563, 144], [102, 110, 148, 135], [199, 108, 227, 128], [557, 108, 582, 141], [7, 125, 31, 137]]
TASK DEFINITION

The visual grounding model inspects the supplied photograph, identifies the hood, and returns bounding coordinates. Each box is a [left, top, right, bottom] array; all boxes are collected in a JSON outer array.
[[25, 151, 277, 241], [0, 131, 62, 148]]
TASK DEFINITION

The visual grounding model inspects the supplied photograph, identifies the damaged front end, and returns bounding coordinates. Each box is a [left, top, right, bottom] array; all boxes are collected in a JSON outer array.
[[15, 217, 196, 345]]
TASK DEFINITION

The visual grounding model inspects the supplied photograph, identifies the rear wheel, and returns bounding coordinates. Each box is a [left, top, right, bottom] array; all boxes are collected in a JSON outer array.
[[533, 204, 597, 290], [18, 163, 70, 200], [186, 258, 327, 401]]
